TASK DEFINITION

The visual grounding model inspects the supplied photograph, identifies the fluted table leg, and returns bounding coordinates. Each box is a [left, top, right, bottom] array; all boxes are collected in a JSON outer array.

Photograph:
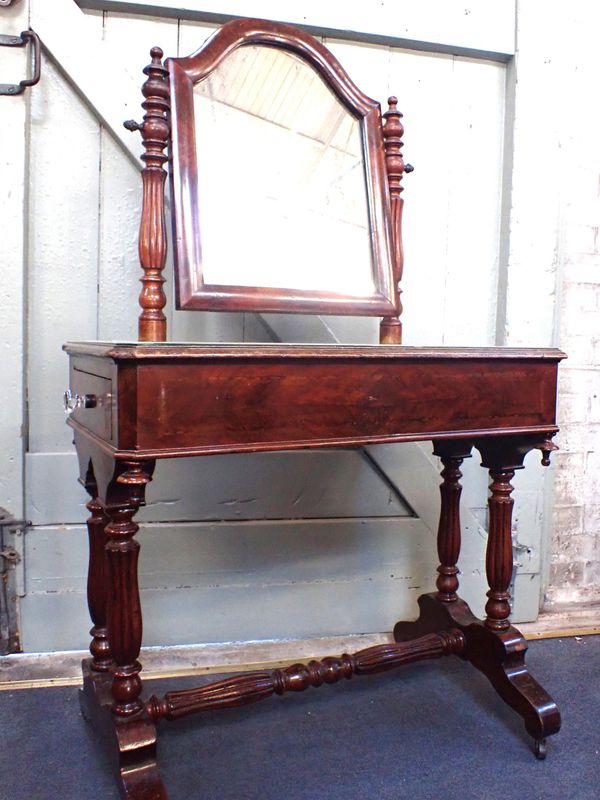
[[84, 476, 112, 672], [484, 468, 515, 630], [104, 462, 153, 717], [432, 440, 473, 603]]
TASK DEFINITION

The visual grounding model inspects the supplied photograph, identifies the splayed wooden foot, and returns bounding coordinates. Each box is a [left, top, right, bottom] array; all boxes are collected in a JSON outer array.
[[394, 594, 561, 753], [80, 659, 168, 799]]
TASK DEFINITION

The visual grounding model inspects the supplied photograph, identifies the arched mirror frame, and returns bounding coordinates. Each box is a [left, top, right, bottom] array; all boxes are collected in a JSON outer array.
[[167, 18, 401, 318]]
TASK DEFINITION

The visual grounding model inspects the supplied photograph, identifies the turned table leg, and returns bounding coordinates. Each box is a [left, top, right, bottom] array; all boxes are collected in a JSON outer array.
[[104, 465, 152, 717], [76, 454, 167, 799], [433, 441, 473, 604], [394, 440, 473, 642], [84, 477, 112, 672], [484, 468, 515, 631]]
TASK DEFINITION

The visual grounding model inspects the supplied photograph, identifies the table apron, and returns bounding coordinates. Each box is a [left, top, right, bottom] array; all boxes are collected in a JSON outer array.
[[101, 358, 559, 453]]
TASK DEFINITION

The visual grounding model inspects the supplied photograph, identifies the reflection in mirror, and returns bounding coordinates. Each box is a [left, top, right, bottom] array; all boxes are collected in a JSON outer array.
[[193, 45, 375, 295]]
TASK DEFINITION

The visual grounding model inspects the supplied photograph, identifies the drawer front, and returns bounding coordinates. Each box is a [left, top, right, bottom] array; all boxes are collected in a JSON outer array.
[[132, 358, 558, 453], [70, 363, 113, 442]]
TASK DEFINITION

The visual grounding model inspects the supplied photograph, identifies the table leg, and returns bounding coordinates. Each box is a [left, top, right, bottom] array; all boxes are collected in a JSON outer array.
[[433, 441, 473, 603], [394, 439, 472, 639], [104, 492, 145, 717], [484, 467, 514, 630], [79, 457, 168, 799], [84, 475, 112, 672], [394, 435, 561, 756], [469, 437, 561, 754]]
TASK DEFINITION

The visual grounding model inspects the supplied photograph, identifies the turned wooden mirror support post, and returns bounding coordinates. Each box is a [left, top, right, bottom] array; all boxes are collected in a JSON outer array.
[[64, 17, 564, 800], [380, 96, 412, 344], [125, 46, 170, 343]]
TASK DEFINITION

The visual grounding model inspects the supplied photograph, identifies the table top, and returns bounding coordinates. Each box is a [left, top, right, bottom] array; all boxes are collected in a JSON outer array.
[[64, 341, 566, 362], [66, 341, 563, 461]]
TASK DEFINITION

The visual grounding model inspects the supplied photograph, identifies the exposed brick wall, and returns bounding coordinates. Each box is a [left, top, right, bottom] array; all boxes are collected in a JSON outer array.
[[541, 4, 600, 607], [550, 286, 600, 606]]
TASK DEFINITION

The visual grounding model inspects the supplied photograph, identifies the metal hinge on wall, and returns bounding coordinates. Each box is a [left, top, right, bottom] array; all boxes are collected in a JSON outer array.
[[0, 507, 30, 655], [0, 29, 40, 96]]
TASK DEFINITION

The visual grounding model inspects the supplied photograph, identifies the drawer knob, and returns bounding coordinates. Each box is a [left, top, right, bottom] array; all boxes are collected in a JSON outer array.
[[63, 389, 97, 414]]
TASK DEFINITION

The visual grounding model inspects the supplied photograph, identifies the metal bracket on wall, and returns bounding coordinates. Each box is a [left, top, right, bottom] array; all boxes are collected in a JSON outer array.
[[0, 29, 40, 96], [0, 507, 30, 655]]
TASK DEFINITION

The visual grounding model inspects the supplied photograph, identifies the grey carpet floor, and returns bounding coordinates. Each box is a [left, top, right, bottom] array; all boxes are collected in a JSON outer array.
[[1, 636, 598, 800]]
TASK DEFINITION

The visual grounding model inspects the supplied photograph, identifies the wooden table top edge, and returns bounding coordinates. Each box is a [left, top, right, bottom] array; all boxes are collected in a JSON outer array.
[[63, 341, 567, 362]]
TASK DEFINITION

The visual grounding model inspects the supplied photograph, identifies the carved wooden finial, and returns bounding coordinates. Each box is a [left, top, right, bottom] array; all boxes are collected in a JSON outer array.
[[534, 437, 559, 467], [133, 46, 170, 342], [382, 96, 405, 197], [380, 96, 411, 345]]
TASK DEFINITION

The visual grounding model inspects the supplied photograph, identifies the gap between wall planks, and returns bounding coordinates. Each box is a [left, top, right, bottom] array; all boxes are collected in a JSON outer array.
[[2, 615, 598, 692]]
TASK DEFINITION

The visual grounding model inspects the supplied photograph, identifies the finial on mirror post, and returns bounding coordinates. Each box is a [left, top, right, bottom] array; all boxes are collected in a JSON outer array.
[[380, 96, 412, 344]]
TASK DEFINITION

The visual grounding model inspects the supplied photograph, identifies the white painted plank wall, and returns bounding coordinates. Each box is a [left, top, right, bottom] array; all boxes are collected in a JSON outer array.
[[0, 2, 29, 524], [507, 1, 600, 608], [27, 450, 411, 526], [30, 0, 141, 164], [17, 5, 537, 653], [21, 10, 420, 651], [27, 53, 101, 455], [26, 519, 429, 649]]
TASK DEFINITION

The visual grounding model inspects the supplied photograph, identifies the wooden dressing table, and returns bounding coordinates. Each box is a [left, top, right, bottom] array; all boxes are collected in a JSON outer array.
[[63, 19, 564, 799]]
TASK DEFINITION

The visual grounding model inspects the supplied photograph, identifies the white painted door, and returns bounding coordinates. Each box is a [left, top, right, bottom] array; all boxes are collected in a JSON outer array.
[[7, 1, 544, 653]]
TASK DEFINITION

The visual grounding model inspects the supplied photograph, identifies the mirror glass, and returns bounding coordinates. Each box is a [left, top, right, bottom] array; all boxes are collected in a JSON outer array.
[[193, 45, 375, 295]]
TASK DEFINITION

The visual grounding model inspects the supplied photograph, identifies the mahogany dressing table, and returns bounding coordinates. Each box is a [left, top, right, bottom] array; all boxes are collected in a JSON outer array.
[[63, 19, 564, 799]]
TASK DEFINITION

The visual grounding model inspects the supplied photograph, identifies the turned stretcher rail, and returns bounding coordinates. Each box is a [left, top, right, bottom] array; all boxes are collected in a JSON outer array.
[[146, 630, 465, 722]]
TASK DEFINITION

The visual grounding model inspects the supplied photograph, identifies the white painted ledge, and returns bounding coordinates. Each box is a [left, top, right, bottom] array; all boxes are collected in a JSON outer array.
[[0, 632, 391, 689], [77, 0, 516, 60], [3, 609, 599, 690]]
